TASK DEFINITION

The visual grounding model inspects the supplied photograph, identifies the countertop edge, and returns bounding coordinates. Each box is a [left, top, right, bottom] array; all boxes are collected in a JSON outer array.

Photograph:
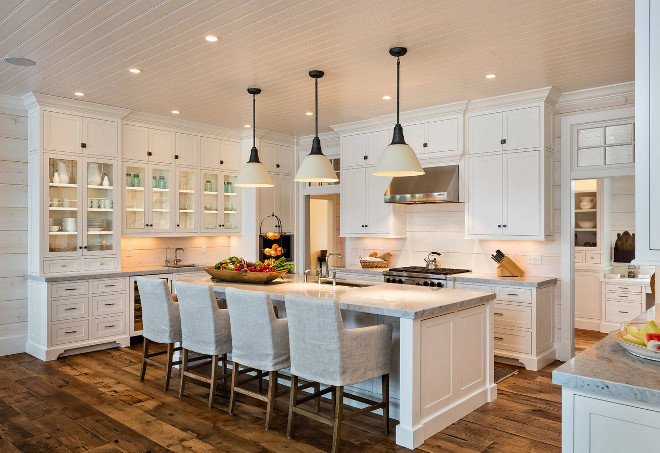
[[25, 265, 209, 282], [450, 275, 558, 288]]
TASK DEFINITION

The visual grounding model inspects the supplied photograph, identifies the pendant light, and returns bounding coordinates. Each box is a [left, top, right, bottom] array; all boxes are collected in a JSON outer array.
[[373, 47, 424, 177], [294, 70, 339, 183], [235, 87, 274, 187]]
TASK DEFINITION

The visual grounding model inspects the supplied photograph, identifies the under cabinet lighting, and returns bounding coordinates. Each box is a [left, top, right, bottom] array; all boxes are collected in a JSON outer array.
[[74, 92, 85, 96], [205, 35, 218, 42], [485, 74, 497, 79], [244, 124, 251, 128], [305, 112, 313, 116], [129, 68, 142, 74], [382, 95, 392, 100], [171, 110, 180, 114]]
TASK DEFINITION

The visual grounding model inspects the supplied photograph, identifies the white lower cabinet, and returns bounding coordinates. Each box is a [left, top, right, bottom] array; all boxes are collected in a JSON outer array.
[[455, 281, 555, 371], [574, 269, 605, 331], [600, 280, 651, 332], [27, 277, 130, 361]]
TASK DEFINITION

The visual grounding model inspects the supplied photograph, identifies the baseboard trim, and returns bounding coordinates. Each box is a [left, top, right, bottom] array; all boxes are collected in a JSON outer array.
[[0, 335, 26, 356]]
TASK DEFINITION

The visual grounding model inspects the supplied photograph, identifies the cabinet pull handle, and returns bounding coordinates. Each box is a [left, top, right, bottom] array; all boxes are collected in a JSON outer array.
[[64, 288, 77, 291], [105, 284, 116, 287], [507, 293, 518, 296], [64, 307, 77, 311], [423, 143, 428, 148], [61, 264, 67, 267], [501, 139, 507, 144], [276, 164, 280, 168], [79, 246, 83, 249], [175, 154, 179, 159], [104, 303, 115, 306], [494, 312, 504, 316], [81, 143, 87, 148], [618, 311, 629, 314], [65, 330, 77, 334], [147, 151, 152, 156], [219, 160, 224, 165], [494, 336, 504, 341], [104, 325, 115, 328]]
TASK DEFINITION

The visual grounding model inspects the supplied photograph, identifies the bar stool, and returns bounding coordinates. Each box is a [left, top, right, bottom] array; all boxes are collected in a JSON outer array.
[[135, 277, 182, 391], [224, 288, 296, 429], [284, 295, 392, 453], [175, 281, 233, 409]]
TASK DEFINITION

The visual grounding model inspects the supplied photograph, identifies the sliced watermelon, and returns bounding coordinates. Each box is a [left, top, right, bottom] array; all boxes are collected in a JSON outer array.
[[623, 334, 647, 346], [644, 333, 660, 345]]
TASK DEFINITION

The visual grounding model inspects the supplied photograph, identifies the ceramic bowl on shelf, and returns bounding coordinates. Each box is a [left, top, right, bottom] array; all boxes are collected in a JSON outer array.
[[577, 220, 596, 229], [49, 225, 60, 232]]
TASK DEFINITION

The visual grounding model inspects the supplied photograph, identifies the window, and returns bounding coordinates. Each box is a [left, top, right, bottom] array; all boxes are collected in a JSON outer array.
[[575, 121, 634, 168]]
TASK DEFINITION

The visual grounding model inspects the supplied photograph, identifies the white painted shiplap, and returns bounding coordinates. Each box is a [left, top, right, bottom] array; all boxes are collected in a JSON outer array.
[[120, 236, 231, 268], [0, 108, 28, 356]]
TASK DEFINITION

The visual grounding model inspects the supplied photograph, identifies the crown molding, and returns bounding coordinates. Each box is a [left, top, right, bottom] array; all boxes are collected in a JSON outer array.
[[22, 92, 131, 118], [125, 111, 242, 141], [331, 100, 468, 134], [466, 86, 562, 113], [555, 82, 634, 109]]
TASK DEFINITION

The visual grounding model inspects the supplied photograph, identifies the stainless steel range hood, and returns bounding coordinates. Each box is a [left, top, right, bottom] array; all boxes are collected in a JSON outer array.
[[384, 165, 459, 204]]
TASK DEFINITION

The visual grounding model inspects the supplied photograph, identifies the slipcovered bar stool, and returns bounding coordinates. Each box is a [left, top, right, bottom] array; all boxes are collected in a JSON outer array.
[[175, 281, 233, 409], [285, 295, 392, 453], [224, 288, 306, 429], [135, 277, 183, 391]]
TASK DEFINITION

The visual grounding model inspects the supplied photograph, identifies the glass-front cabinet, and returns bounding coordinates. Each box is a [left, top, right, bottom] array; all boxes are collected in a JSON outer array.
[[223, 174, 239, 232], [150, 166, 173, 233], [124, 164, 146, 233], [201, 172, 240, 233], [46, 155, 118, 257], [123, 164, 175, 234], [176, 169, 196, 232]]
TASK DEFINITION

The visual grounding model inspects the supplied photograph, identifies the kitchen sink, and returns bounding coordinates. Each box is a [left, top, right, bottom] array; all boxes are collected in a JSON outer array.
[[165, 264, 200, 268], [319, 281, 372, 288]]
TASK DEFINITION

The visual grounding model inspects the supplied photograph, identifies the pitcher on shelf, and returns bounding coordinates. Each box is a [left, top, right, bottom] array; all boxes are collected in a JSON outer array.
[[87, 163, 102, 186], [56, 160, 72, 184]]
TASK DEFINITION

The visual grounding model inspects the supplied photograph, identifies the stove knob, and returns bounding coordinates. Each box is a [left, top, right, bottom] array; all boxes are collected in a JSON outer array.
[[415, 282, 421, 286], [423, 281, 429, 286], [385, 277, 392, 283], [397, 278, 403, 284], [429, 281, 437, 287], [438, 282, 444, 288]]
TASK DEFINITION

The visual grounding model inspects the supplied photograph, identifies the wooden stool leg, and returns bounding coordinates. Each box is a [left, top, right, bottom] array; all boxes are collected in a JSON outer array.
[[265, 370, 277, 430], [331, 386, 344, 453], [286, 375, 298, 438], [229, 362, 239, 415], [257, 370, 263, 394], [314, 382, 321, 412], [140, 338, 150, 382], [222, 353, 228, 384], [331, 386, 336, 413], [273, 371, 279, 394], [382, 374, 390, 435], [178, 348, 188, 398], [208, 355, 219, 409], [164, 342, 175, 391]]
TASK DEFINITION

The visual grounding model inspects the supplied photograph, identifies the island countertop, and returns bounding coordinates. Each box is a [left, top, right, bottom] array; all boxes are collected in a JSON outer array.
[[174, 274, 495, 320], [552, 307, 660, 406]]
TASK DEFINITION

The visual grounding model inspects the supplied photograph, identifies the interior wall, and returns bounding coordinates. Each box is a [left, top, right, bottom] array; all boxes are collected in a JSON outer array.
[[0, 106, 29, 355], [120, 236, 231, 268]]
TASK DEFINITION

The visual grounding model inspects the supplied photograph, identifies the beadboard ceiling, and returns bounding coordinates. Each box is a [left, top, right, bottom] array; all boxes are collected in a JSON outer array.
[[0, 0, 633, 136]]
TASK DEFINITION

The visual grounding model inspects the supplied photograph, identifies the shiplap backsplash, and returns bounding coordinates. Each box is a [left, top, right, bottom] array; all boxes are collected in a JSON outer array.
[[0, 109, 28, 356], [120, 236, 231, 268]]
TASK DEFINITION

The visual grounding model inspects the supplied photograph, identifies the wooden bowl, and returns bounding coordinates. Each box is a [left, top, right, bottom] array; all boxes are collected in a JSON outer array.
[[204, 267, 287, 284]]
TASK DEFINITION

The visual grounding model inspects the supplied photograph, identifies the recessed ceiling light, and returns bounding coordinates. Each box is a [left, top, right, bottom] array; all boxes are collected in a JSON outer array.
[[244, 124, 251, 128], [205, 35, 218, 42], [305, 112, 313, 116], [4, 57, 35, 66], [74, 91, 85, 97], [171, 110, 180, 114], [485, 74, 497, 79], [382, 95, 392, 100], [129, 68, 141, 74]]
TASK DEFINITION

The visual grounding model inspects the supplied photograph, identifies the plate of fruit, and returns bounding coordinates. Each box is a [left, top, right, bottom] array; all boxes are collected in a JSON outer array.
[[610, 320, 660, 362], [205, 256, 294, 284]]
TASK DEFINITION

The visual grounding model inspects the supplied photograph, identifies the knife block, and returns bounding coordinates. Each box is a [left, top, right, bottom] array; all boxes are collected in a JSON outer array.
[[496, 256, 525, 277]]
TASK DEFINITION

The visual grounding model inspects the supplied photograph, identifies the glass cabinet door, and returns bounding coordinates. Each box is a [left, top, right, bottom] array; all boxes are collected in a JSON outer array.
[[150, 166, 173, 232], [85, 160, 115, 254], [125, 164, 146, 232], [47, 157, 81, 255], [223, 174, 239, 231], [202, 172, 221, 232], [177, 169, 196, 232]]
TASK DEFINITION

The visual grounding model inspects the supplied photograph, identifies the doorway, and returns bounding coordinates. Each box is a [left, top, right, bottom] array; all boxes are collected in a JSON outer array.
[[307, 194, 345, 275]]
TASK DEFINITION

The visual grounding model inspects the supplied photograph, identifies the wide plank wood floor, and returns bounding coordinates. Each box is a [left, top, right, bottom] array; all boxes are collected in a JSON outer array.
[[0, 330, 606, 452]]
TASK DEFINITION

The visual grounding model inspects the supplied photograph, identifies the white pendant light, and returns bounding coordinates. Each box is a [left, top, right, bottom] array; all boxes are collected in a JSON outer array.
[[373, 47, 424, 177], [295, 70, 338, 183], [235, 88, 274, 188]]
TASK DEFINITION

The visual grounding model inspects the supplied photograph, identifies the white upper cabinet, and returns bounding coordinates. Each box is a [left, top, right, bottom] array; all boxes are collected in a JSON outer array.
[[122, 124, 149, 161], [468, 111, 503, 155], [200, 136, 222, 169], [503, 106, 541, 151], [366, 169, 392, 234], [148, 129, 175, 164], [222, 140, 243, 172], [341, 134, 368, 168], [251, 141, 293, 175], [402, 123, 426, 156], [503, 150, 542, 236], [43, 111, 82, 154], [175, 133, 198, 167], [83, 118, 118, 158], [467, 154, 503, 236], [341, 167, 366, 234], [403, 118, 459, 156]]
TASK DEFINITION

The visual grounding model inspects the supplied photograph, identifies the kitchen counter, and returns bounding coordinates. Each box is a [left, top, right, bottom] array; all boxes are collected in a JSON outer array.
[[175, 274, 494, 319], [25, 264, 209, 282], [451, 273, 557, 288], [600, 276, 652, 284], [330, 265, 389, 275]]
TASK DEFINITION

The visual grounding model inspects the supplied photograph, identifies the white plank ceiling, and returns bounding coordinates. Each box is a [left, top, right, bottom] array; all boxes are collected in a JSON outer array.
[[0, 0, 633, 135]]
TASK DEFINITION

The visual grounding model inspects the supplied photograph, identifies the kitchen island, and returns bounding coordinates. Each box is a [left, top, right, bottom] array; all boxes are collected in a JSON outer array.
[[553, 307, 660, 452], [175, 275, 496, 449]]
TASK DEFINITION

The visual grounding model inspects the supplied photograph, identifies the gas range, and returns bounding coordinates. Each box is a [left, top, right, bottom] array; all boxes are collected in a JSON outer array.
[[383, 266, 471, 288]]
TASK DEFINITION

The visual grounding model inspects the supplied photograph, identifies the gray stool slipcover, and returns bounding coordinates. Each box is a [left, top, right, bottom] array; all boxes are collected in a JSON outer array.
[[175, 281, 232, 409], [135, 277, 182, 391], [225, 287, 293, 429], [285, 295, 392, 453]]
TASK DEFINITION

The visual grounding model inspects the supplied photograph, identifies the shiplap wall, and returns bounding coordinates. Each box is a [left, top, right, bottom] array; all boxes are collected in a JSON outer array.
[[121, 236, 231, 268], [0, 108, 28, 355]]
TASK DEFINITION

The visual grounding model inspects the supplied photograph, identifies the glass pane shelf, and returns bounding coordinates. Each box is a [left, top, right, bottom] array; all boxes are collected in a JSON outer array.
[[224, 210, 237, 214], [204, 210, 219, 213], [153, 209, 169, 212], [575, 228, 597, 232], [127, 208, 144, 212], [87, 231, 113, 235], [88, 185, 113, 190], [179, 189, 194, 194], [50, 231, 77, 235], [204, 191, 218, 195], [49, 207, 77, 211], [153, 188, 169, 192], [224, 192, 238, 196], [49, 183, 77, 188], [126, 186, 144, 191], [88, 208, 113, 212], [575, 209, 597, 213], [179, 210, 194, 213]]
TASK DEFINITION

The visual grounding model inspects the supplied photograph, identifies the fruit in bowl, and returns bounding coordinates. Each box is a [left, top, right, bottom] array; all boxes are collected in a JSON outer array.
[[623, 321, 660, 348]]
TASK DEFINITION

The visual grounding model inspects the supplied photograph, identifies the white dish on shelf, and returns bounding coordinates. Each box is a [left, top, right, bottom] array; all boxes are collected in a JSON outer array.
[[577, 220, 596, 229]]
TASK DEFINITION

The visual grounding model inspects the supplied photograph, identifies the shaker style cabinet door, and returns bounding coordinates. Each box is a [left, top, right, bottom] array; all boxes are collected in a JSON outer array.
[[148, 129, 175, 165], [341, 134, 368, 168], [365, 168, 391, 234], [200, 136, 222, 169], [43, 111, 82, 154], [426, 118, 459, 154], [122, 125, 149, 162], [503, 150, 541, 237], [574, 270, 602, 320], [274, 144, 294, 175], [503, 106, 541, 152], [402, 123, 426, 156], [83, 118, 117, 158], [221, 140, 243, 173], [341, 167, 366, 234], [467, 154, 503, 236], [175, 133, 198, 167], [468, 111, 503, 154], [366, 130, 389, 165]]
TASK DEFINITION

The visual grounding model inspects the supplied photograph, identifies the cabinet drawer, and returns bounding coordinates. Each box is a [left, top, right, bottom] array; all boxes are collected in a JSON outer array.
[[455, 282, 494, 292], [82, 257, 119, 272], [495, 287, 532, 304], [51, 320, 88, 346], [91, 278, 127, 294], [605, 283, 643, 293], [51, 296, 88, 322], [90, 315, 126, 339], [51, 281, 89, 298], [605, 291, 644, 303], [605, 302, 643, 323], [43, 259, 81, 274], [585, 252, 601, 264], [493, 302, 532, 330], [91, 293, 127, 317], [494, 328, 532, 354], [574, 252, 584, 263]]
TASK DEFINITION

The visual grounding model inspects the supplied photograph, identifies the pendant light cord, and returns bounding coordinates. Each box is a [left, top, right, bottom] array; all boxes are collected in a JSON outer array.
[[396, 56, 400, 125], [315, 77, 319, 138], [252, 93, 256, 147]]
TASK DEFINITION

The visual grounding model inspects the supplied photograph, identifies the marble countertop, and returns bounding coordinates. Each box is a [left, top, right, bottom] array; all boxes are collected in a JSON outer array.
[[450, 273, 557, 288], [552, 307, 660, 405], [601, 276, 652, 284], [330, 266, 388, 274], [25, 264, 210, 282], [174, 274, 495, 320]]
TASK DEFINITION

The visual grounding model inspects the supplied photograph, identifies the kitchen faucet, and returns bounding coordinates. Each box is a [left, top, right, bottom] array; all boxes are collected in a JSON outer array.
[[318, 269, 337, 287], [174, 248, 184, 265], [165, 247, 172, 266], [319, 252, 343, 278]]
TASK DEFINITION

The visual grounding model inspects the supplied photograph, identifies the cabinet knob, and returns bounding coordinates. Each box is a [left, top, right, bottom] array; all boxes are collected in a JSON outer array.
[[423, 143, 428, 148], [80, 142, 87, 148], [363, 155, 368, 160], [276, 163, 280, 168], [219, 160, 224, 165], [176, 224, 180, 227], [83, 245, 87, 249], [500, 139, 507, 145], [79, 246, 83, 249], [498, 225, 502, 228], [147, 151, 153, 156], [175, 154, 179, 159], [502, 224, 507, 228]]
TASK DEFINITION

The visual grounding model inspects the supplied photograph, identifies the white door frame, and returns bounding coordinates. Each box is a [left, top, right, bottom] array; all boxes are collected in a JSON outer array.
[[558, 106, 635, 361]]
